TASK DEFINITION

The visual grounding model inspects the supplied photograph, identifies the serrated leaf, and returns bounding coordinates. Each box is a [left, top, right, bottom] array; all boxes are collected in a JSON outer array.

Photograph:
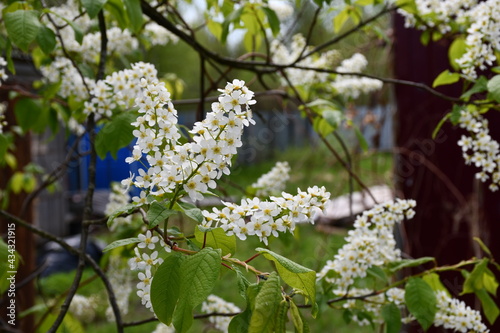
[[147, 202, 177, 228], [102, 237, 140, 252], [4, 9, 41, 51], [487, 75, 500, 103], [422, 273, 450, 297], [476, 288, 500, 324], [256, 248, 316, 315], [81, 0, 108, 18], [248, 272, 282, 333], [123, 0, 143, 33], [405, 277, 437, 331], [229, 284, 260, 333], [194, 226, 236, 256], [381, 303, 401, 333], [275, 300, 289, 333], [387, 257, 435, 273], [95, 112, 136, 159], [290, 299, 308, 333], [184, 208, 204, 223], [151, 254, 184, 325], [462, 258, 488, 294], [235, 268, 251, 300], [262, 7, 280, 37], [432, 70, 460, 88], [36, 26, 56, 54], [173, 247, 221, 333]]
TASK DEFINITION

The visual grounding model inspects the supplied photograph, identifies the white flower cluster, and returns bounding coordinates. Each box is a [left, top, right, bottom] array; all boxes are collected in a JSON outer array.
[[143, 22, 180, 46], [77, 27, 139, 64], [124, 79, 256, 203], [458, 109, 500, 191], [128, 230, 169, 312], [317, 199, 416, 290], [271, 34, 339, 86], [83, 62, 158, 117], [250, 161, 290, 197], [40, 57, 92, 101], [397, 0, 500, 80], [202, 186, 330, 245], [105, 182, 135, 231], [332, 53, 383, 99], [69, 294, 98, 322], [105, 256, 134, 321], [201, 295, 241, 332], [435, 291, 489, 332]]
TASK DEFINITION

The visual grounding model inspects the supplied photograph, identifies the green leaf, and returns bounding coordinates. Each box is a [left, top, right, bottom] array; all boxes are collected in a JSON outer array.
[[14, 98, 43, 132], [147, 202, 177, 228], [354, 126, 369, 151], [387, 257, 435, 273], [249, 272, 282, 333], [313, 118, 334, 138], [81, 0, 108, 18], [449, 104, 462, 126], [262, 7, 280, 37], [95, 112, 136, 159], [405, 277, 437, 331], [194, 226, 236, 256], [461, 76, 487, 101], [334, 8, 349, 33], [420, 30, 430, 46], [107, 203, 136, 227], [483, 268, 498, 296], [422, 273, 450, 297], [4, 9, 41, 51], [0, 134, 8, 160], [36, 26, 56, 54], [256, 248, 317, 315], [381, 303, 401, 333], [173, 248, 221, 333], [462, 258, 488, 294], [151, 254, 184, 325], [432, 70, 460, 88], [229, 283, 261, 333], [102, 237, 140, 252], [207, 19, 223, 40], [275, 300, 289, 333], [290, 299, 309, 333], [105, 0, 128, 29], [176, 202, 204, 223], [487, 75, 500, 103], [123, 0, 143, 33], [448, 38, 467, 71], [476, 288, 500, 325]]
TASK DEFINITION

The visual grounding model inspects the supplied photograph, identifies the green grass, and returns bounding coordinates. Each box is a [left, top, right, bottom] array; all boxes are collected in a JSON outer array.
[[222, 145, 393, 199]]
